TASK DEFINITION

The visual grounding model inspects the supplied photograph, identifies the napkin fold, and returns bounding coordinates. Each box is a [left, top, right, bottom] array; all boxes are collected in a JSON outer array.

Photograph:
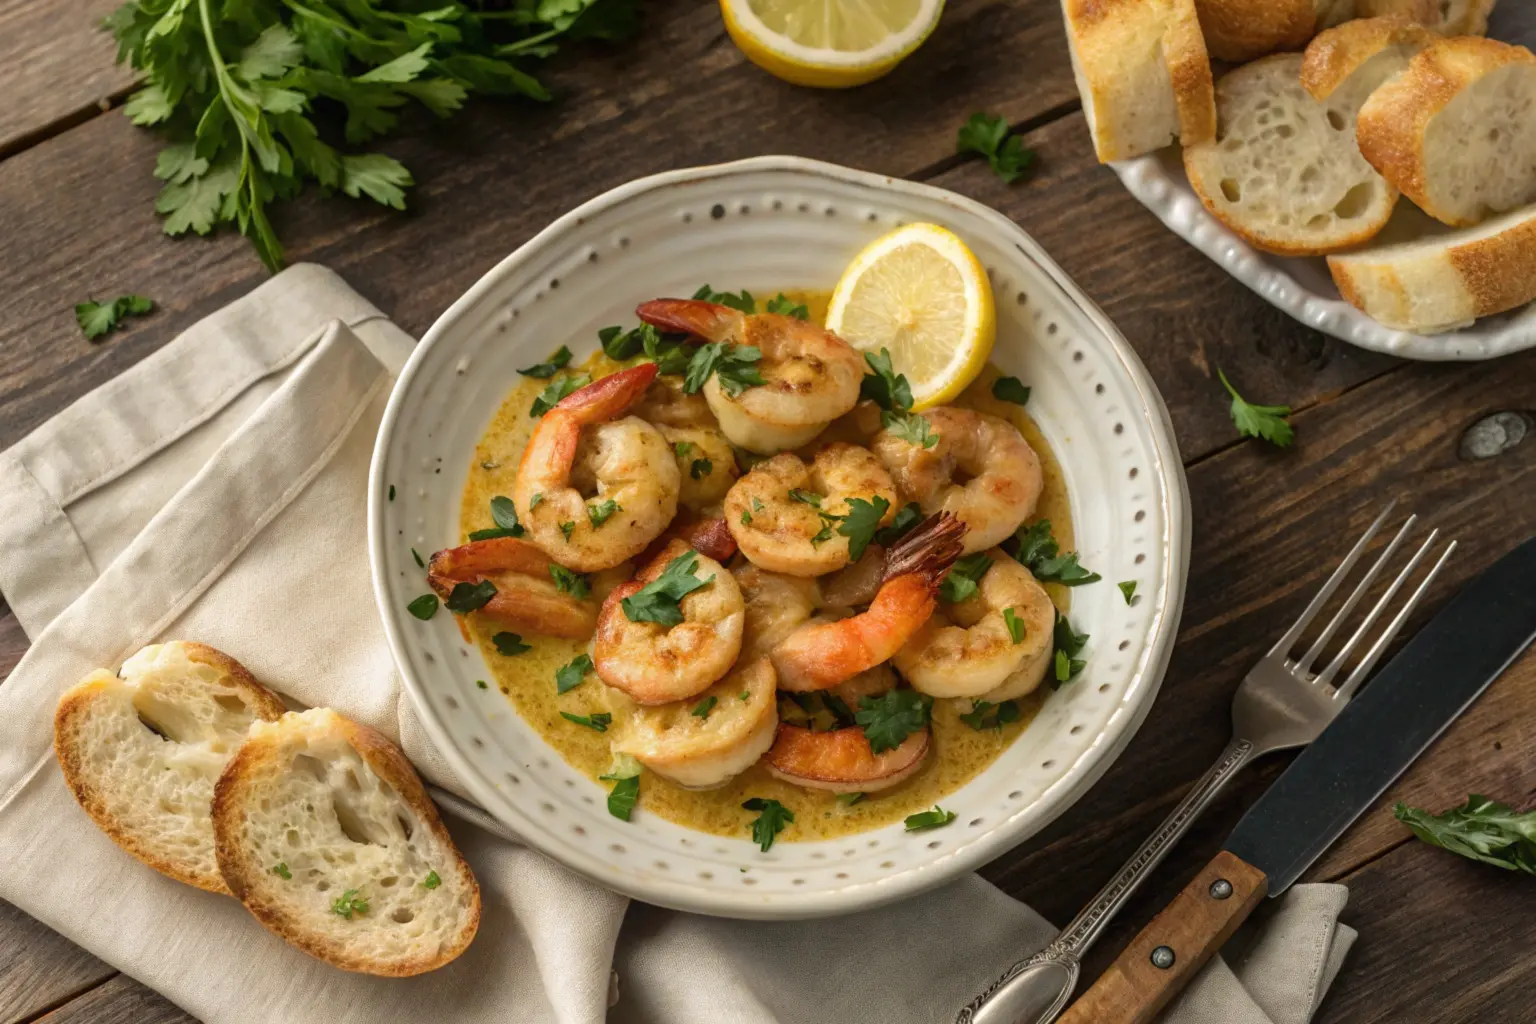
[[0, 265, 1354, 1024]]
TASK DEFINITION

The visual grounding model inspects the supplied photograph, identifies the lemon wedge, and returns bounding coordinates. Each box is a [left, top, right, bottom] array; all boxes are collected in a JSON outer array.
[[719, 0, 945, 89], [826, 223, 996, 410]]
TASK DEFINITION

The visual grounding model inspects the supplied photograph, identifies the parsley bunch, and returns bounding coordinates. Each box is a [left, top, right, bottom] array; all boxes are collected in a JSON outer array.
[[107, 0, 638, 270]]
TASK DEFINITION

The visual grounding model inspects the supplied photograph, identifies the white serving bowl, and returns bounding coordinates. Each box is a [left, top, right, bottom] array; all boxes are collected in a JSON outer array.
[[368, 156, 1191, 919]]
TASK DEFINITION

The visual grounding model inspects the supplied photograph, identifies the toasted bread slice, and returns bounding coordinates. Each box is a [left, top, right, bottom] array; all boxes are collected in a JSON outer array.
[[1184, 53, 1398, 255], [1193, 0, 1320, 63], [1355, 0, 1497, 36], [54, 642, 286, 893], [1300, 15, 1435, 100], [1328, 202, 1536, 331], [213, 709, 480, 976], [1062, 0, 1216, 163], [1357, 37, 1536, 226]]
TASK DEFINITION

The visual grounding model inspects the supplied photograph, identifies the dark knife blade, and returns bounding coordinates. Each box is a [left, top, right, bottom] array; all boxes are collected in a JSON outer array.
[[1226, 535, 1536, 893]]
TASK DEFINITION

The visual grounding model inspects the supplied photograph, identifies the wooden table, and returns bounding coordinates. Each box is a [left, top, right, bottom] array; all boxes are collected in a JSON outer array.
[[1, 2, 1533, 1021]]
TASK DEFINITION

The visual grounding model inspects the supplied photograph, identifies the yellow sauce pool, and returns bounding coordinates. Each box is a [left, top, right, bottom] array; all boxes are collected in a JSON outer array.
[[457, 290, 1074, 843]]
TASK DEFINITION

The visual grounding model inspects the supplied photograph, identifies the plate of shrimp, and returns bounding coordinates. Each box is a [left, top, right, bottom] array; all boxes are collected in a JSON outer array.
[[369, 156, 1191, 919]]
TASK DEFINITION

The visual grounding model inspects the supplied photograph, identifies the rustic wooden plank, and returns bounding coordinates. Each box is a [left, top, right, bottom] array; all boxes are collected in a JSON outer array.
[[0, 898, 113, 1024], [0, 0, 133, 157], [32, 973, 192, 1024]]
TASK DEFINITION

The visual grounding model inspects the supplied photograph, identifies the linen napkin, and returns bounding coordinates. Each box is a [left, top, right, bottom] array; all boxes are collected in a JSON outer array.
[[0, 264, 1354, 1024]]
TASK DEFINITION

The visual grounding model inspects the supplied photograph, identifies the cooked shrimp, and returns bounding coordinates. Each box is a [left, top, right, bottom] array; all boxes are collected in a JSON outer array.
[[871, 406, 1043, 554], [723, 442, 897, 577], [771, 512, 968, 690], [636, 299, 863, 453], [818, 543, 886, 610], [427, 537, 597, 640], [608, 659, 777, 789], [732, 561, 821, 660], [593, 539, 745, 704], [640, 512, 738, 566], [807, 399, 885, 450], [513, 364, 680, 572], [632, 373, 714, 428], [765, 724, 930, 794], [657, 424, 738, 511], [894, 549, 1056, 700]]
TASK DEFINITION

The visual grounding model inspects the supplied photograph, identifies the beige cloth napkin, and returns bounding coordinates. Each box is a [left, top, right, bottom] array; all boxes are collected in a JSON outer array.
[[0, 265, 1354, 1024]]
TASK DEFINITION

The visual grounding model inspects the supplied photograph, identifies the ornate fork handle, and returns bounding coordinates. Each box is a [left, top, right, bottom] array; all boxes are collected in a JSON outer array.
[[958, 737, 1256, 1024]]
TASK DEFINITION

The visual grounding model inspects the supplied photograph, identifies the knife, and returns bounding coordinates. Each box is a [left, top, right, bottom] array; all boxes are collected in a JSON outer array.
[[1058, 536, 1536, 1024]]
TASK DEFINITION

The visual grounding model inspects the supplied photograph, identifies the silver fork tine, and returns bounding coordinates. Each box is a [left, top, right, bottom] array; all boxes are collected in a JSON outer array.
[[1332, 539, 1458, 701], [1296, 514, 1419, 674], [1315, 527, 1438, 687], [1266, 500, 1398, 660]]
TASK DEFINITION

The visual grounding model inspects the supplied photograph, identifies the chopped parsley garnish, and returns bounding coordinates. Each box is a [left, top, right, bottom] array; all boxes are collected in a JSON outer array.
[[856, 689, 930, 753], [837, 792, 866, 807], [883, 410, 939, 449], [529, 493, 545, 509], [693, 284, 756, 313], [810, 523, 836, 547], [1009, 520, 1101, 586], [468, 527, 519, 541], [683, 342, 766, 398], [740, 507, 753, 526], [555, 653, 594, 694], [1003, 607, 1026, 644], [529, 374, 591, 417], [904, 806, 958, 831], [422, 870, 440, 889], [739, 689, 751, 701], [1052, 611, 1089, 687], [549, 564, 590, 598], [331, 889, 369, 918], [642, 325, 692, 376], [992, 376, 1031, 406], [493, 631, 531, 656], [561, 711, 612, 732], [821, 692, 856, 728], [940, 552, 993, 604], [765, 293, 809, 319], [876, 502, 924, 546], [411, 548, 425, 568], [388, 484, 395, 502], [788, 489, 822, 507], [837, 495, 890, 561], [959, 699, 1022, 730], [1119, 581, 1137, 604], [607, 774, 640, 821], [1219, 368, 1294, 448], [599, 323, 661, 362], [673, 441, 694, 460], [690, 458, 713, 480], [860, 348, 914, 412], [471, 496, 524, 540], [742, 797, 794, 852], [407, 594, 439, 620], [517, 345, 573, 379], [601, 753, 642, 782], [587, 499, 621, 528], [691, 696, 717, 719], [76, 295, 154, 341], [622, 550, 713, 626], [559, 521, 576, 542], [476, 679, 487, 689], [444, 580, 497, 613], [272, 862, 291, 879], [956, 112, 1036, 184]]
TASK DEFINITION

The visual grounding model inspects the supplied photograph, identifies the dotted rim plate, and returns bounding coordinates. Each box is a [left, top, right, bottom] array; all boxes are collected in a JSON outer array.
[[367, 156, 1192, 920]]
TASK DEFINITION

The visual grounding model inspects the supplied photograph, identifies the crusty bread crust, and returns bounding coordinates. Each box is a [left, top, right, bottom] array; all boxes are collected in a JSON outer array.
[[1300, 16, 1434, 100], [1193, 0, 1317, 63], [1356, 37, 1536, 226], [54, 643, 285, 893], [1165, 0, 1219, 146], [213, 711, 481, 976], [1355, 0, 1496, 36]]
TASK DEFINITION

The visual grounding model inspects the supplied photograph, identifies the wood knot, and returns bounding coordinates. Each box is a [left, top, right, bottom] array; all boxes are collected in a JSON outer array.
[[1458, 412, 1532, 461]]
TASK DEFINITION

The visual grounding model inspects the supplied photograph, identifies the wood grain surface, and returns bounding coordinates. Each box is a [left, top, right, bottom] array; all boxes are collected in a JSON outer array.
[[0, 2, 1533, 1022]]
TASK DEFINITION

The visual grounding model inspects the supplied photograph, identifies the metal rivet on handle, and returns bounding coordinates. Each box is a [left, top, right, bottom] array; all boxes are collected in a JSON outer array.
[[1151, 946, 1176, 969], [1209, 879, 1233, 900]]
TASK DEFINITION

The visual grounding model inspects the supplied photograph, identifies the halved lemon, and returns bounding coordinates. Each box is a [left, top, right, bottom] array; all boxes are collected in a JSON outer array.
[[720, 0, 946, 89], [826, 223, 995, 410]]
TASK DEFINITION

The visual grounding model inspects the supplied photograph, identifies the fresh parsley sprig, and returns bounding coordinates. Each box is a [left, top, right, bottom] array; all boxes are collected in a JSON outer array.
[[76, 295, 154, 340], [957, 113, 1036, 184], [838, 495, 890, 562], [683, 342, 766, 398], [492, 631, 531, 656], [1009, 520, 1101, 586], [1219, 369, 1294, 448], [1396, 796, 1536, 874], [959, 699, 1022, 731], [530, 374, 591, 417], [518, 345, 573, 379], [940, 552, 993, 604], [742, 797, 794, 852], [555, 653, 593, 694], [859, 348, 937, 448], [856, 689, 930, 753], [904, 806, 957, 831], [1052, 611, 1089, 687], [622, 550, 713, 626], [469, 495, 524, 541]]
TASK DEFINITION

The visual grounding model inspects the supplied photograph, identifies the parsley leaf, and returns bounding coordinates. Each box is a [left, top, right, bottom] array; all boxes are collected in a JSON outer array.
[[856, 690, 930, 754], [876, 502, 924, 546], [690, 458, 713, 480], [940, 552, 993, 603], [411, 548, 425, 568], [587, 498, 621, 528], [422, 870, 441, 889], [1219, 369, 1294, 448], [904, 806, 958, 831], [332, 889, 369, 918], [882, 410, 939, 449], [607, 774, 640, 821], [1003, 607, 1026, 644], [956, 113, 1036, 184], [468, 527, 521, 541], [555, 653, 593, 694], [683, 342, 766, 397], [272, 862, 292, 879], [1119, 581, 1137, 604], [445, 580, 497, 613], [838, 495, 890, 561], [742, 797, 794, 852], [76, 295, 154, 340], [493, 631, 532, 655], [600, 322, 660, 362], [518, 345, 573, 378], [1395, 796, 1536, 874], [837, 792, 866, 807], [765, 293, 809, 319], [490, 496, 523, 534], [959, 699, 1022, 730], [407, 594, 439, 619], [673, 441, 693, 460], [559, 521, 576, 542], [860, 348, 914, 412], [560, 710, 612, 732], [641, 326, 692, 376], [1009, 520, 1101, 586], [992, 376, 1031, 406], [549, 564, 590, 598], [788, 489, 822, 507], [693, 284, 756, 313], [530, 374, 591, 417], [1052, 612, 1089, 687], [622, 550, 714, 626], [691, 696, 717, 719]]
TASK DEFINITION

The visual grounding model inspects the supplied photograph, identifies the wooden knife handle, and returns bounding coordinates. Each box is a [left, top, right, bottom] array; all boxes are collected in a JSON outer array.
[[1058, 850, 1269, 1024]]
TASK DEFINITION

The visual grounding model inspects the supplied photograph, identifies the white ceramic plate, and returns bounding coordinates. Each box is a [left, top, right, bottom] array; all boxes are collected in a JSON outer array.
[[1111, 7, 1536, 362], [368, 156, 1191, 919]]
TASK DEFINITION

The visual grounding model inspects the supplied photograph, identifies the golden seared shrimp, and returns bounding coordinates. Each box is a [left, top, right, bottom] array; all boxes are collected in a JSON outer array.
[[632, 374, 714, 428], [427, 537, 597, 640], [513, 364, 680, 573], [657, 424, 738, 511], [872, 406, 1043, 554], [771, 512, 968, 691], [638, 512, 738, 567], [807, 399, 885, 450], [723, 442, 897, 577], [894, 549, 1056, 700], [608, 659, 777, 790], [732, 561, 821, 660], [765, 724, 929, 794], [593, 539, 745, 705], [636, 299, 863, 453]]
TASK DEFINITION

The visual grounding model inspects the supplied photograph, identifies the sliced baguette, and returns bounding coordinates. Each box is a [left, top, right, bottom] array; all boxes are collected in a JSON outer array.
[[1355, 0, 1497, 36], [1184, 53, 1398, 255], [1193, 0, 1321, 63], [1357, 37, 1536, 226], [1062, 0, 1216, 163], [1300, 15, 1435, 100], [1328, 202, 1536, 331], [54, 642, 286, 893], [212, 708, 480, 975]]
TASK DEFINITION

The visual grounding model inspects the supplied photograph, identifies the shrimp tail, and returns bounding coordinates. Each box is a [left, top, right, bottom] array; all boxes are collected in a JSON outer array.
[[428, 537, 595, 640], [882, 511, 968, 586], [557, 362, 658, 421], [635, 299, 743, 343], [637, 513, 739, 567]]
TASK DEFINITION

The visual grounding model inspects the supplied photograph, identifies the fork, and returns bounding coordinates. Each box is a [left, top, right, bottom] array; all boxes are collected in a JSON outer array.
[[958, 503, 1457, 1024]]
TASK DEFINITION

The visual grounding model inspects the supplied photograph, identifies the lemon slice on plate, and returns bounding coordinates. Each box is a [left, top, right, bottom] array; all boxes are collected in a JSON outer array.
[[826, 222, 996, 410], [719, 0, 946, 89]]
